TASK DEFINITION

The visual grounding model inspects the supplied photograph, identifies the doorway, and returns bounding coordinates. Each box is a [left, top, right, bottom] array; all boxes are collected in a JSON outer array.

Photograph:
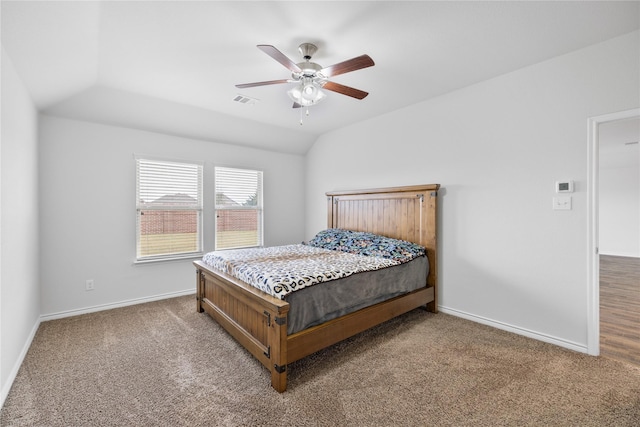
[[587, 108, 640, 357]]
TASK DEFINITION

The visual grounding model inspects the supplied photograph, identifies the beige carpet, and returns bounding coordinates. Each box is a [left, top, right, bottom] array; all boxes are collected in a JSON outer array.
[[2, 295, 639, 426]]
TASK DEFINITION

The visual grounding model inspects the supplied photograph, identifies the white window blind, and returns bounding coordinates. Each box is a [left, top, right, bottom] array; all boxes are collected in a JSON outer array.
[[215, 167, 263, 250], [136, 157, 203, 261]]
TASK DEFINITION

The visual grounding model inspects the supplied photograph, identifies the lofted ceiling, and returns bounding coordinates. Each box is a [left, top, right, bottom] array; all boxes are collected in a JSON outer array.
[[2, 1, 639, 154]]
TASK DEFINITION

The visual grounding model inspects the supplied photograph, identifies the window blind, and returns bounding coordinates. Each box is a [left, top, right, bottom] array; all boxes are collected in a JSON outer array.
[[136, 157, 203, 261], [215, 167, 263, 250]]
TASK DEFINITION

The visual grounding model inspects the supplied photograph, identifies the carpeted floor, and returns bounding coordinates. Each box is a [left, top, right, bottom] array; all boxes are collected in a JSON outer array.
[[2, 295, 639, 426]]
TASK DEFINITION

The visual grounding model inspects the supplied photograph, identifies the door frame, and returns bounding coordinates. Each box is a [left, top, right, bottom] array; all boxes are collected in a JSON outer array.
[[587, 107, 640, 355]]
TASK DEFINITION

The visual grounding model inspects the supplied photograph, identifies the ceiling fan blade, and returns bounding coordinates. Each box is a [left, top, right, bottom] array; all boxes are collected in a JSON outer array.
[[321, 54, 374, 78], [257, 45, 302, 73], [236, 79, 291, 88], [322, 81, 369, 100], [292, 102, 302, 109]]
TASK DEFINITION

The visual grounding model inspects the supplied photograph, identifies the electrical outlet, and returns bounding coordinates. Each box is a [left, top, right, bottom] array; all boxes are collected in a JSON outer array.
[[85, 279, 95, 291]]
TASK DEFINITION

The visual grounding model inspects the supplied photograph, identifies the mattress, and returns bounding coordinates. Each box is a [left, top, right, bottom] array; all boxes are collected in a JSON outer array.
[[285, 255, 428, 334]]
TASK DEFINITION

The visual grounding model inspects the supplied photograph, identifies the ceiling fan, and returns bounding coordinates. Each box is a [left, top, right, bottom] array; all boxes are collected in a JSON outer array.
[[236, 43, 375, 109]]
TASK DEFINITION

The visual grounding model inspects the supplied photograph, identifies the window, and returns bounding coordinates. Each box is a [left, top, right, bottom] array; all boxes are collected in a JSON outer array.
[[215, 167, 263, 250], [136, 157, 203, 261]]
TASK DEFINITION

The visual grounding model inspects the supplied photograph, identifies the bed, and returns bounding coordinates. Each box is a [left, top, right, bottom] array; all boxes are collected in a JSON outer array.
[[194, 184, 439, 392]]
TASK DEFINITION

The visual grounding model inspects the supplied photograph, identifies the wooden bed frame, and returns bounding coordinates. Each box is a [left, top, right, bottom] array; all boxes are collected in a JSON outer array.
[[194, 184, 439, 392]]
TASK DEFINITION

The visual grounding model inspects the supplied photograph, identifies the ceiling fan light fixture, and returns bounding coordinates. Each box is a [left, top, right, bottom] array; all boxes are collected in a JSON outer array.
[[302, 82, 318, 100], [287, 80, 326, 106]]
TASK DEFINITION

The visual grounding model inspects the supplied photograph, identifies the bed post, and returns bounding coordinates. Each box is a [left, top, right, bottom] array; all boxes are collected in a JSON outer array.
[[425, 190, 438, 313], [196, 268, 204, 313], [327, 195, 336, 228], [269, 311, 288, 392]]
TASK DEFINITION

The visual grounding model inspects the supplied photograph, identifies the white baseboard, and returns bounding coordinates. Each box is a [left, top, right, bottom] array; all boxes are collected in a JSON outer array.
[[438, 305, 588, 354], [1, 317, 41, 409], [40, 289, 196, 322]]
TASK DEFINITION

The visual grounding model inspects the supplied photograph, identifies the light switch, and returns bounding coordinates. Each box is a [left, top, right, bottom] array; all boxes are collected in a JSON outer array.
[[553, 196, 572, 210]]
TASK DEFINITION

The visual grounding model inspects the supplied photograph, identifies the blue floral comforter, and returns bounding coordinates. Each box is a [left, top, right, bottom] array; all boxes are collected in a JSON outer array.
[[304, 228, 425, 262]]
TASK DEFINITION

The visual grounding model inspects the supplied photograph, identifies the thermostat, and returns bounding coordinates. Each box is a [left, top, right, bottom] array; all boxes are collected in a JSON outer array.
[[556, 181, 574, 193]]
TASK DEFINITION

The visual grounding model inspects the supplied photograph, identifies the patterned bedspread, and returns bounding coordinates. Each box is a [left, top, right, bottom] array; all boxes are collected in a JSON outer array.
[[202, 244, 402, 300], [202, 229, 426, 300]]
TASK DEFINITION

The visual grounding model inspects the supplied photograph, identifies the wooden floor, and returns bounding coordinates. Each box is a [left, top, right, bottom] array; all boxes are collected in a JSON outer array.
[[600, 255, 640, 366]]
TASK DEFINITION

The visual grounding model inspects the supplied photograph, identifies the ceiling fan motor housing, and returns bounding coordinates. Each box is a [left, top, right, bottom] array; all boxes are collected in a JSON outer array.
[[298, 43, 318, 60], [294, 61, 323, 79], [291, 43, 323, 80]]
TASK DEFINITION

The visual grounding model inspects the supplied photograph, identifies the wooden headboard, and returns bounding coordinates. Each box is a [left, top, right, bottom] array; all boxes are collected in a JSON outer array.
[[326, 184, 440, 310]]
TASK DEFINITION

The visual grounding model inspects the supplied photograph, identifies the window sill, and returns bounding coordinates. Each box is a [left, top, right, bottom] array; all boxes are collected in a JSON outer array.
[[134, 253, 203, 265]]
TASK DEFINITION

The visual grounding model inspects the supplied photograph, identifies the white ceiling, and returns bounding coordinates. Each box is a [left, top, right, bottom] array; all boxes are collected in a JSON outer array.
[[2, 1, 639, 154]]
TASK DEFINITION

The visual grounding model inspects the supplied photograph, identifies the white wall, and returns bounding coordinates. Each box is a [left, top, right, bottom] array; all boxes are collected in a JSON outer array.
[[599, 121, 640, 257], [305, 31, 640, 351], [1, 48, 41, 406], [38, 116, 306, 316], [600, 164, 640, 257]]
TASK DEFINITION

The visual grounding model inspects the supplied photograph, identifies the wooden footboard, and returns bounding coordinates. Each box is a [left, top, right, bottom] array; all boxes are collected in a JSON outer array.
[[287, 286, 434, 363], [195, 261, 435, 392], [196, 262, 290, 391]]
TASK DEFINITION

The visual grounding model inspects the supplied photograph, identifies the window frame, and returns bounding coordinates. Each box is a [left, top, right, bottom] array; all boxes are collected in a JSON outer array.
[[135, 155, 204, 263], [214, 166, 264, 251]]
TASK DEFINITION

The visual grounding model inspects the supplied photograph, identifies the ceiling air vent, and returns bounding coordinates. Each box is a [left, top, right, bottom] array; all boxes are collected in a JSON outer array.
[[233, 94, 258, 105]]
